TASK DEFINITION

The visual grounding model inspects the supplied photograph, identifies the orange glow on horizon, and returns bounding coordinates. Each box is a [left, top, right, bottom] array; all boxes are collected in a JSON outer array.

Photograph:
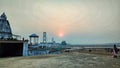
[[58, 32, 64, 37]]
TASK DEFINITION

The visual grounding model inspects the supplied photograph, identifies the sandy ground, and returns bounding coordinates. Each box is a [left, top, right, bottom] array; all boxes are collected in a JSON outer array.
[[0, 52, 120, 68]]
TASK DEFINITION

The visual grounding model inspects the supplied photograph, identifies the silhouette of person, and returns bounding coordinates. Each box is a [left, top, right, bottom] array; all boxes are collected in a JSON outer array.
[[112, 44, 118, 58]]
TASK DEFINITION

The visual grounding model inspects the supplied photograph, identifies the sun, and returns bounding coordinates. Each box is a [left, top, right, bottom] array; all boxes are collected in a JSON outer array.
[[59, 33, 64, 37]]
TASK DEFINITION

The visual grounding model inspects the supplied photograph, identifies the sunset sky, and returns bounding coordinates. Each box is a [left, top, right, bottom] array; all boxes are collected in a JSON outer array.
[[0, 0, 120, 44]]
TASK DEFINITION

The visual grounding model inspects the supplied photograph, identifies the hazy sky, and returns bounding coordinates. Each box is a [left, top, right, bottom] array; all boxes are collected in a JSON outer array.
[[0, 0, 120, 44]]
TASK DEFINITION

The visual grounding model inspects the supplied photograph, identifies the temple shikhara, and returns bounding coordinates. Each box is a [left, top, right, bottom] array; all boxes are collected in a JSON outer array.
[[0, 12, 12, 39], [0, 12, 28, 57]]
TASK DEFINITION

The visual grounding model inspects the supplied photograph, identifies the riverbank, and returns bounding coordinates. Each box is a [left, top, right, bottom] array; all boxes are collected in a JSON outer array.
[[0, 52, 120, 68]]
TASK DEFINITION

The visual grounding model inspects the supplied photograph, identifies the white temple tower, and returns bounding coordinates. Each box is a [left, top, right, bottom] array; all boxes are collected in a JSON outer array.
[[0, 12, 12, 39]]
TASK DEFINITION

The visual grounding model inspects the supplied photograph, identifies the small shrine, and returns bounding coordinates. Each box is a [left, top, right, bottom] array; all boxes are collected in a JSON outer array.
[[29, 33, 39, 45]]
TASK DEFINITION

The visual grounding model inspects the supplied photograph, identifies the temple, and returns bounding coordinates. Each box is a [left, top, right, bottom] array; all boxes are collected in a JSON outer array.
[[0, 12, 12, 39]]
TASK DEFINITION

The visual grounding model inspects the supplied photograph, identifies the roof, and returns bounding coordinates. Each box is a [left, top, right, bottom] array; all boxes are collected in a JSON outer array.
[[29, 34, 39, 37]]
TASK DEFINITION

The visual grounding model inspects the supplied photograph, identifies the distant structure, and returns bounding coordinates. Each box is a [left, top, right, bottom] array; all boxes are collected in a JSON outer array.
[[0, 12, 12, 39], [29, 33, 39, 45], [52, 37, 55, 44], [43, 32, 47, 43]]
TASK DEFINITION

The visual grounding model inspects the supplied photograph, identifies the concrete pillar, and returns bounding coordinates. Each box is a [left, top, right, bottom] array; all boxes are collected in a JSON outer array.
[[30, 37, 31, 44], [23, 41, 28, 56]]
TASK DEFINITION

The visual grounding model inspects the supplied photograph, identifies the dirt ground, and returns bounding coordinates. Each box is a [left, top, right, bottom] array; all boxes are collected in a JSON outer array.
[[0, 52, 120, 68]]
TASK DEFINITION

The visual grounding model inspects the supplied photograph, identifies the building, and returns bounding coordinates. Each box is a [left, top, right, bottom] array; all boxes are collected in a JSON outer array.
[[0, 40, 28, 57], [0, 12, 28, 57], [29, 33, 39, 45], [0, 12, 12, 39]]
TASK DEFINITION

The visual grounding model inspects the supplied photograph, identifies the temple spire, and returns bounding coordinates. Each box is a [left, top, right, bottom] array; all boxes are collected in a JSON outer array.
[[0, 12, 7, 20], [0, 12, 12, 39]]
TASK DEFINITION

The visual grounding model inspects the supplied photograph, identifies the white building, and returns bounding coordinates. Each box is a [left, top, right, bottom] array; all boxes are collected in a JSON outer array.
[[0, 12, 12, 39]]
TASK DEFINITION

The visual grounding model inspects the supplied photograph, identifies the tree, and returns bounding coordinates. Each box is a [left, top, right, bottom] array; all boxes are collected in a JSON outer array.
[[61, 41, 67, 45]]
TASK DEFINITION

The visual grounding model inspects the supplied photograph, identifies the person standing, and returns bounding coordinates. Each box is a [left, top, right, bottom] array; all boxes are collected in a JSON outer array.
[[112, 44, 118, 58]]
